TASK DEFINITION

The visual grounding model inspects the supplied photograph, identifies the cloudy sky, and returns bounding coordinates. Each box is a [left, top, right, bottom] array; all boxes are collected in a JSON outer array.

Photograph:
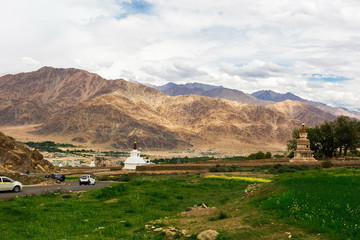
[[1, 0, 360, 110]]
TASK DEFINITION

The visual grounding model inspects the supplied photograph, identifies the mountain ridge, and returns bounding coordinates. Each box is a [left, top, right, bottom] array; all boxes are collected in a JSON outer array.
[[154, 82, 360, 120], [252, 90, 360, 120], [155, 82, 272, 106], [0, 67, 344, 151]]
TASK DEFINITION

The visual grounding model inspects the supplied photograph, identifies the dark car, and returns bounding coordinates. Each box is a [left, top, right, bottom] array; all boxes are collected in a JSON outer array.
[[46, 173, 66, 182]]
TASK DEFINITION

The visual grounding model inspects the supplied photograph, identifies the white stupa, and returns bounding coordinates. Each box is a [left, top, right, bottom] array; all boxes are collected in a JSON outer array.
[[89, 160, 96, 167], [123, 139, 149, 170]]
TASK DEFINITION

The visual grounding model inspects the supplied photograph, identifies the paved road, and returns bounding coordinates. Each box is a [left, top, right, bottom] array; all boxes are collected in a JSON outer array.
[[0, 181, 113, 200]]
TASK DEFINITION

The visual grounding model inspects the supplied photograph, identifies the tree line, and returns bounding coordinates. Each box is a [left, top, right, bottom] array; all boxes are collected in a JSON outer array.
[[288, 116, 360, 159]]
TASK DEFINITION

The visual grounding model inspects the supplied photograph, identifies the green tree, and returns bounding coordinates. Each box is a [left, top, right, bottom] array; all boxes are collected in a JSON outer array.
[[334, 116, 360, 157], [287, 117, 360, 159]]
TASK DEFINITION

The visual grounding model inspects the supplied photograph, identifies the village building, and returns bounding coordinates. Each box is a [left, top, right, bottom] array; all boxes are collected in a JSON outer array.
[[290, 123, 317, 162], [123, 140, 151, 170]]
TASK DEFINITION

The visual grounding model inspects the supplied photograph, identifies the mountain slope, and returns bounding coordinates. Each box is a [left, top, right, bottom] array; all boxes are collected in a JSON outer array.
[[156, 83, 271, 106], [0, 67, 331, 151], [33, 92, 299, 150], [252, 90, 303, 102], [0, 67, 124, 124], [267, 100, 337, 126], [252, 90, 360, 120], [33, 94, 193, 150]]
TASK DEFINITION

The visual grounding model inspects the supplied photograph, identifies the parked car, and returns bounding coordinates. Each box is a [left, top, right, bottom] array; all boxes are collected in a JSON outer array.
[[46, 173, 66, 182], [0, 176, 23, 192], [79, 174, 96, 185]]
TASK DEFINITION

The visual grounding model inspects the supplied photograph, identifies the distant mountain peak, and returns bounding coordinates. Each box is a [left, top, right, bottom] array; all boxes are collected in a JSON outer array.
[[251, 90, 304, 102], [154, 82, 271, 106], [252, 89, 360, 120]]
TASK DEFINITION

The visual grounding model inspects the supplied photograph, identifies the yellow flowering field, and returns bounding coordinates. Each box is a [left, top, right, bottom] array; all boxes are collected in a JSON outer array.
[[204, 175, 271, 183]]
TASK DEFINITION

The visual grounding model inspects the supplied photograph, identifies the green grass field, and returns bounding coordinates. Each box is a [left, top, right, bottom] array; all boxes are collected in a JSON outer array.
[[256, 169, 360, 240], [1, 169, 359, 239], [0, 175, 252, 240]]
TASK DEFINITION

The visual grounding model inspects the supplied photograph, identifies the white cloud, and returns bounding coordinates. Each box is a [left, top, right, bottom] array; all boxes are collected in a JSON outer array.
[[1, 0, 360, 109], [21, 57, 40, 66]]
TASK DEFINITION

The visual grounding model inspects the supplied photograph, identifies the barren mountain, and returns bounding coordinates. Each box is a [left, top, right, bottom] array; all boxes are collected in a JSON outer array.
[[0, 67, 124, 124], [252, 90, 360, 120], [33, 92, 299, 150], [0, 67, 326, 151], [156, 82, 271, 106], [0, 131, 54, 173], [267, 100, 337, 126], [34, 94, 193, 150]]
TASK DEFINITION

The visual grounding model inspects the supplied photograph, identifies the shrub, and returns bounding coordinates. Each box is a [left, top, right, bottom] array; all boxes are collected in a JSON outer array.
[[209, 211, 228, 221], [248, 151, 268, 160], [185, 234, 198, 240], [123, 221, 132, 227], [247, 153, 257, 160], [255, 151, 265, 159], [321, 160, 333, 168], [218, 211, 228, 220]]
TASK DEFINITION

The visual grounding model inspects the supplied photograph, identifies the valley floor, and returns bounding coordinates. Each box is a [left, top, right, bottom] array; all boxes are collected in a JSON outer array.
[[1, 168, 359, 239], [0, 124, 286, 157]]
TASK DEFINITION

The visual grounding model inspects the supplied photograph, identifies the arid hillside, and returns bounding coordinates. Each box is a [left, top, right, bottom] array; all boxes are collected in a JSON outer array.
[[0, 67, 125, 124], [0, 131, 54, 173], [156, 82, 271, 106], [267, 100, 337, 126], [0, 67, 335, 151], [252, 90, 360, 120]]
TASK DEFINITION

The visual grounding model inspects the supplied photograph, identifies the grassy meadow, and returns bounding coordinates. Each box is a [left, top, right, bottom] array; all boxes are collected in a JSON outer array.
[[0, 169, 359, 239], [256, 168, 360, 240], [0, 175, 253, 240]]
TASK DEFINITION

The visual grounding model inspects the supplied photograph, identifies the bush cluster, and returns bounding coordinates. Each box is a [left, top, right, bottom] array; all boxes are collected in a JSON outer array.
[[247, 151, 272, 160]]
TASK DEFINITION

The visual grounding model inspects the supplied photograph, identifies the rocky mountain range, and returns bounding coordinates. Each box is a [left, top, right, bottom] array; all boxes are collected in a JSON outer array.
[[252, 90, 360, 119], [155, 82, 271, 106], [0, 67, 346, 151], [156, 83, 360, 121]]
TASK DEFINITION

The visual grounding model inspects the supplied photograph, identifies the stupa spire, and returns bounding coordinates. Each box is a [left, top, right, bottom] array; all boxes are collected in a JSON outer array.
[[133, 139, 137, 150], [301, 122, 306, 134]]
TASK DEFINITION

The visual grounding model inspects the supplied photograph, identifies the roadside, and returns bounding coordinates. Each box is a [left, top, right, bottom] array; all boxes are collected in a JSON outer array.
[[0, 181, 112, 200]]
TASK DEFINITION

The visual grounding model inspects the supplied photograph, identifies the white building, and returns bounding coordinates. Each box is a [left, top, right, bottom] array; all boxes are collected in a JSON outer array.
[[123, 140, 151, 170], [89, 160, 96, 167]]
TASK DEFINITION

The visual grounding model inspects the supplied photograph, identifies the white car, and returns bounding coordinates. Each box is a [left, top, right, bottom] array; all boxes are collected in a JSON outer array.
[[0, 176, 23, 192], [79, 174, 96, 185]]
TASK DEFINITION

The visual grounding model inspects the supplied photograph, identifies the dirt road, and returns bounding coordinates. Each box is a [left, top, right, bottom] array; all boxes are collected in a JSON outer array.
[[0, 181, 113, 200]]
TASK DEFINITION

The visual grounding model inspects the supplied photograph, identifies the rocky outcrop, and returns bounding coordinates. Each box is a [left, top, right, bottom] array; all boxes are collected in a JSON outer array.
[[0, 131, 54, 173], [197, 229, 219, 240]]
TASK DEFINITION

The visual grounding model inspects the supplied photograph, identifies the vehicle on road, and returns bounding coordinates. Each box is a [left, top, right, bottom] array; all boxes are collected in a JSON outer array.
[[46, 173, 66, 182], [79, 174, 96, 185], [0, 176, 23, 192]]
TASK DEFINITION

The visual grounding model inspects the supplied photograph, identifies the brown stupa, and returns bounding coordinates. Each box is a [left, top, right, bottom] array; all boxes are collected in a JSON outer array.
[[290, 123, 317, 162]]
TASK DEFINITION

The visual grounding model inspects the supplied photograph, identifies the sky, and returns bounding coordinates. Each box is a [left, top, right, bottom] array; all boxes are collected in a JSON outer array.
[[1, 0, 360, 110]]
